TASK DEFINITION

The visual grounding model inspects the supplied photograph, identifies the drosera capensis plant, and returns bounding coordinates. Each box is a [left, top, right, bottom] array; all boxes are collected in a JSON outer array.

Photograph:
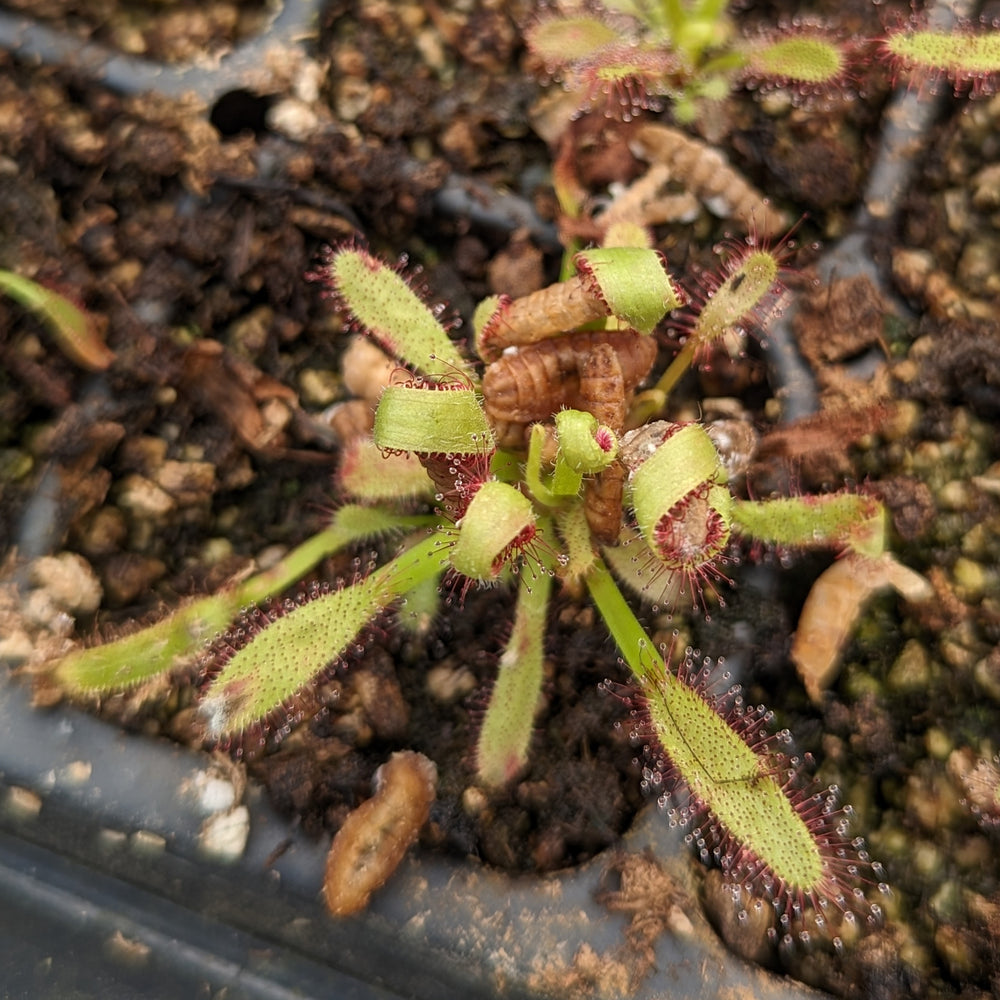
[[526, 0, 1000, 123], [49, 234, 909, 942]]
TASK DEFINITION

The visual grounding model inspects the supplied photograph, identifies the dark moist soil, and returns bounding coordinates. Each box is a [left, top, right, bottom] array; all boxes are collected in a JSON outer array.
[[3, 1, 1000, 999], [249, 584, 646, 872]]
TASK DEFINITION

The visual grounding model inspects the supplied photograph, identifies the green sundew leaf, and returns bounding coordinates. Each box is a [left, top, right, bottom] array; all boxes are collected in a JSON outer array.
[[747, 35, 846, 85], [490, 447, 523, 485], [472, 294, 503, 363], [200, 533, 448, 740], [394, 569, 443, 636], [525, 16, 621, 68], [576, 248, 684, 335], [556, 502, 599, 585], [640, 662, 827, 895], [475, 565, 552, 785], [374, 385, 492, 455], [524, 423, 564, 507], [672, 92, 699, 124], [585, 557, 827, 900], [555, 409, 618, 475], [325, 247, 469, 377], [627, 423, 726, 542], [54, 601, 238, 696], [339, 437, 434, 503], [326, 503, 437, 543], [693, 248, 779, 345], [585, 43, 677, 96], [691, 73, 736, 101], [0, 269, 114, 371], [200, 575, 385, 739], [885, 28, 1000, 80], [450, 480, 535, 581], [671, 0, 734, 63], [53, 507, 436, 696], [730, 492, 887, 558], [592, 59, 646, 87]]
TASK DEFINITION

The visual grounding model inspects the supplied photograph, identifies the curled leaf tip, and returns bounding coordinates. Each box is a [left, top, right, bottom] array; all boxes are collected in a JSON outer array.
[[0, 269, 114, 371]]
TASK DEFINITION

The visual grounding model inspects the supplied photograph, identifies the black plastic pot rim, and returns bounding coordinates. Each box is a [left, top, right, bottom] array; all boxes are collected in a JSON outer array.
[[0, 668, 830, 1000]]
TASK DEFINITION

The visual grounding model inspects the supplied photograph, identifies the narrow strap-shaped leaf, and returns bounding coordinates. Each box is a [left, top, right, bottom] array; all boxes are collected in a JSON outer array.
[[53, 507, 436, 695]]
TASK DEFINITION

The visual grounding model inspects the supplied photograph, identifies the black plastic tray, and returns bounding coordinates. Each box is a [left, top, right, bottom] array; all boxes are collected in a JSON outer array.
[[0, 668, 830, 1000]]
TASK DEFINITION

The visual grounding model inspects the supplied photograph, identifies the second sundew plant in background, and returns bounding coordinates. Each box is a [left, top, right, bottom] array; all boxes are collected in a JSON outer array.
[[53, 232, 895, 943], [526, 0, 1000, 123]]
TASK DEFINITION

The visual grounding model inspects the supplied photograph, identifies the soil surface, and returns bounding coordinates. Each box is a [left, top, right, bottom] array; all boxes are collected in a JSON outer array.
[[3, 2, 1000, 999]]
